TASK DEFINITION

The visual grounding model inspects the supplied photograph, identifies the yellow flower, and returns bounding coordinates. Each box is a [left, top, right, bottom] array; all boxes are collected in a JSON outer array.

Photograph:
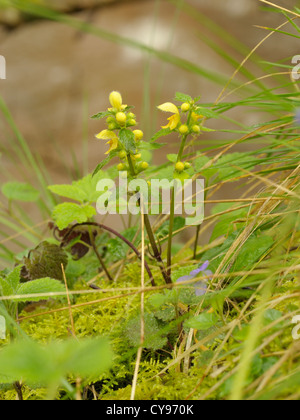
[[157, 102, 180, 130], [96, 129, 119, 154]]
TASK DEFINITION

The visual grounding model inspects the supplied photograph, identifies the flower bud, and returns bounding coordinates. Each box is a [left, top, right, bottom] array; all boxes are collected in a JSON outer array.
[[184, 162, 191, 169], [175, 162, 185, 172], [192, 125, 201, 133], [109, 91, 123, 110], [133, 130, 144, 141], [117, 163, 125, 171], [119, 150, 127, 159], [127, 119, 137, 126], [179, 124, 189, 135], [141, 162, 149, 170], [181, 103, 190, 112], [116, 112, 127, 125]]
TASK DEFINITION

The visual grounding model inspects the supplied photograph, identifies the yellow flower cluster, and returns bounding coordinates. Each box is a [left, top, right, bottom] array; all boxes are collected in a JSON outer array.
[[95, 91, 148, 174]]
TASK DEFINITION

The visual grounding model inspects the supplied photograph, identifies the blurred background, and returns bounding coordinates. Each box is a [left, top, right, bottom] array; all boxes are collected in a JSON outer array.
[[0, 0, 299, 246]]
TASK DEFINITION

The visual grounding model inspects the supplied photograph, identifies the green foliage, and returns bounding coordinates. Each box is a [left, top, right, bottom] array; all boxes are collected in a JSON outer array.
[[21, 241, 68, 281], [52, 203, 96, 230], [1, 182, 40, 202], [0, 337, 113, 386]]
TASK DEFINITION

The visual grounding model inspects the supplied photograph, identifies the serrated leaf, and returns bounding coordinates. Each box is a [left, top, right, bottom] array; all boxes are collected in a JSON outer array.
[[185, 312, 218, 330], [139, 141, 166, 150], [1, 182, 40, 202], [175, 92, 193, 102], [52, 203, 96, 230], [150, 128, 171, 143], [119, 128, 137, 154], [21, 242, 68, 281], [91, 111, 111, 119], [48, 184, 87, 203], [167, 154, 178, 163], [15, 278, 66, 302], [124, 313, 167, 350], [93, 150, 118, 177], [49, 171, 109, 204]]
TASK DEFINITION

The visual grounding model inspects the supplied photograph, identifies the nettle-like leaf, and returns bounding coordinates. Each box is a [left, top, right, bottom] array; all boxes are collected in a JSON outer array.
[[49, 171, 108, 204], [174, 92, 193, 102], [0, 337, 113, 385], [1, 182, 40, 202], [150, 128, 172, 143], [185, 312, 218, 331], [15, 278, 66, 302], [118, 128, 137, 154], [91, 111, 111, 120], [52, 203, 96, 230], [21, 241, 68, 281], [124, 313, 168, 350], [0, 266, 22, 296]]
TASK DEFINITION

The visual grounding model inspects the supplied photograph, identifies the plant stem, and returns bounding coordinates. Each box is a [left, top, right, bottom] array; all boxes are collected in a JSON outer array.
[[167, 186, 175, 277], [127, 154, 172, 284], [62, 222, 156, 286], [167, 126, 190, 277], [87, 226, 113, 282]]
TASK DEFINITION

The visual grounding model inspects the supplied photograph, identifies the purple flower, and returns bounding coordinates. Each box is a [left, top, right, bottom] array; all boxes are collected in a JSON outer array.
[[176, 261, 212, 296]]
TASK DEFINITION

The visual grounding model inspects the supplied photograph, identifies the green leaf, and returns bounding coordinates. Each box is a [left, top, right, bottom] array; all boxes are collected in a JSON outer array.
[[185, 312, 218, 330], [175, 92, 193, 102], [93, 150, 118, 177], [91, 111, 111, 119], [167, 154, 178, 163], [0, 337, 113, 385], [1, 182, 40, 202], [21, 242, 68, 281], [232, 235, 274, 272], [48, 184, 87, 203], [263, 309, 283, 324], [0, 266, 22, 297], [49, 171, 109, 204], [194, 107, 219, 119], [52, 203, 96, 230], [15, 278, 66, 302], [150, 128, 171, 143], [125, 313, 168, 350], [210, 204, 249, 241], [119, 128, 137, 154], [139, 141, 166, 150]]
